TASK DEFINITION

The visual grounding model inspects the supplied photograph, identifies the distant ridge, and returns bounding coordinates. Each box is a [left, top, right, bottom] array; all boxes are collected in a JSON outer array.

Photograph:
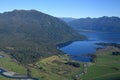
[[60, 17, 76, 23], [68, 16, 120, 32]]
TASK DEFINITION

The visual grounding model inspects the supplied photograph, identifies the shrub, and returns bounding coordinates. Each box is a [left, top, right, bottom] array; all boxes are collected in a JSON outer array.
[[65, 61, 80, 67]]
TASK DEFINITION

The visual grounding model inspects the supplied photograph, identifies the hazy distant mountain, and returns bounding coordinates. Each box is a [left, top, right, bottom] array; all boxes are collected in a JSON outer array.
[[68, 16, 120, 32], [0, 10, 85, 64], [60, 17, 76, 23]]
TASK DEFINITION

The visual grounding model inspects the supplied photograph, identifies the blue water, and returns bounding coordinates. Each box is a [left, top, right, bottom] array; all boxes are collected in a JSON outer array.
[[60, 32, 120, 62]]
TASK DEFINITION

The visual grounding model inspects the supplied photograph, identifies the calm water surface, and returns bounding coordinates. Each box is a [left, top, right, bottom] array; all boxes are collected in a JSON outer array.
[[60, 32, 120, 62]]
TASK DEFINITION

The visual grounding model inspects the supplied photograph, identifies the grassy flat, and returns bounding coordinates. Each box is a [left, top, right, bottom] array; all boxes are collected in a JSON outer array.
[[0, 52, 26, 80], [81, 46, 120, 80], [0, 52, 26, 74]]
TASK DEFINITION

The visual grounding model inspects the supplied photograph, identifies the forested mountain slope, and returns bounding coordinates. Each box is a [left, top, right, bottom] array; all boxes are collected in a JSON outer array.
[[0, 10, 85, 64]]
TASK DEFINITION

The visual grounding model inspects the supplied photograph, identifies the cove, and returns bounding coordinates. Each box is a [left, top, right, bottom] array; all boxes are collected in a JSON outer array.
[[60, 31, 120, 62]]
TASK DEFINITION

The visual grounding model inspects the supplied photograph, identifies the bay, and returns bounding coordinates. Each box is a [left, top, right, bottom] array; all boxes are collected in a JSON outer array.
[[60, 31, 120, 62]]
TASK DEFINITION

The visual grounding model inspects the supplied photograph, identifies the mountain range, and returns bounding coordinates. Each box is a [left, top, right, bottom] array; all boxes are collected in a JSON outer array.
[[60, 17, 76, 23], [62, 16, 120, 32]]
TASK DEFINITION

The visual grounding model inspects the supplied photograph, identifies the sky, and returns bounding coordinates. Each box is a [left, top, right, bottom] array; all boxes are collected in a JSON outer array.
[[0, 0, 120, 18]]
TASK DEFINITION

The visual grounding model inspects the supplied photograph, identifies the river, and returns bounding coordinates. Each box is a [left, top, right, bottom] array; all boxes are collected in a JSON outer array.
[[60, 31, 120, 62]]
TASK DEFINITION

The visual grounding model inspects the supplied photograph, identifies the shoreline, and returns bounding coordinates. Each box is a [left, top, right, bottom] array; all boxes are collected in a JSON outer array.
[[77, 29, 120, 33], [59, 40, 120, 63]]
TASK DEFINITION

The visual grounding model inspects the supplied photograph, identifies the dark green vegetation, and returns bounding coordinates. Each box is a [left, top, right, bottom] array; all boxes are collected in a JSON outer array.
[[81, 46, 120, 80], [65, 61, 80, 67], [112, 52, 120, 55], [68, 16, 120, 32], [0, 10, 85, 64]]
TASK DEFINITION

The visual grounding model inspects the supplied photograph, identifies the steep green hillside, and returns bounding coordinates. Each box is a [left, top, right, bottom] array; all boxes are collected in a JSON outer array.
[[0, 10, 85, 64]]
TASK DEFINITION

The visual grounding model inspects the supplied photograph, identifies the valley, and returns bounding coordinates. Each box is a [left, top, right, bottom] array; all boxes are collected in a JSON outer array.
[[0, 10, 120, 80]]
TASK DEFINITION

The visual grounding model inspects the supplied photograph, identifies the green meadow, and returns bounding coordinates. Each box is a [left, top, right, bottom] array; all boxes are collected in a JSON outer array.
[[0, 52, 26, 74], [81, 46, 120, 80], [0, 52, 26, 80]]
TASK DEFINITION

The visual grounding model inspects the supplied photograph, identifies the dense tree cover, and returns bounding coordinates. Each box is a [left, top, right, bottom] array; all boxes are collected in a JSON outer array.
[[0, 10, 85, 64], [112, 52, 120, 55], [65, 61, 80, 67], [68, 16, 120, 32]]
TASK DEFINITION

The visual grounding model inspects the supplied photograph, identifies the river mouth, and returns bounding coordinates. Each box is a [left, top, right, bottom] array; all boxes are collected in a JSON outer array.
[[59, 31, 120, 62]]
